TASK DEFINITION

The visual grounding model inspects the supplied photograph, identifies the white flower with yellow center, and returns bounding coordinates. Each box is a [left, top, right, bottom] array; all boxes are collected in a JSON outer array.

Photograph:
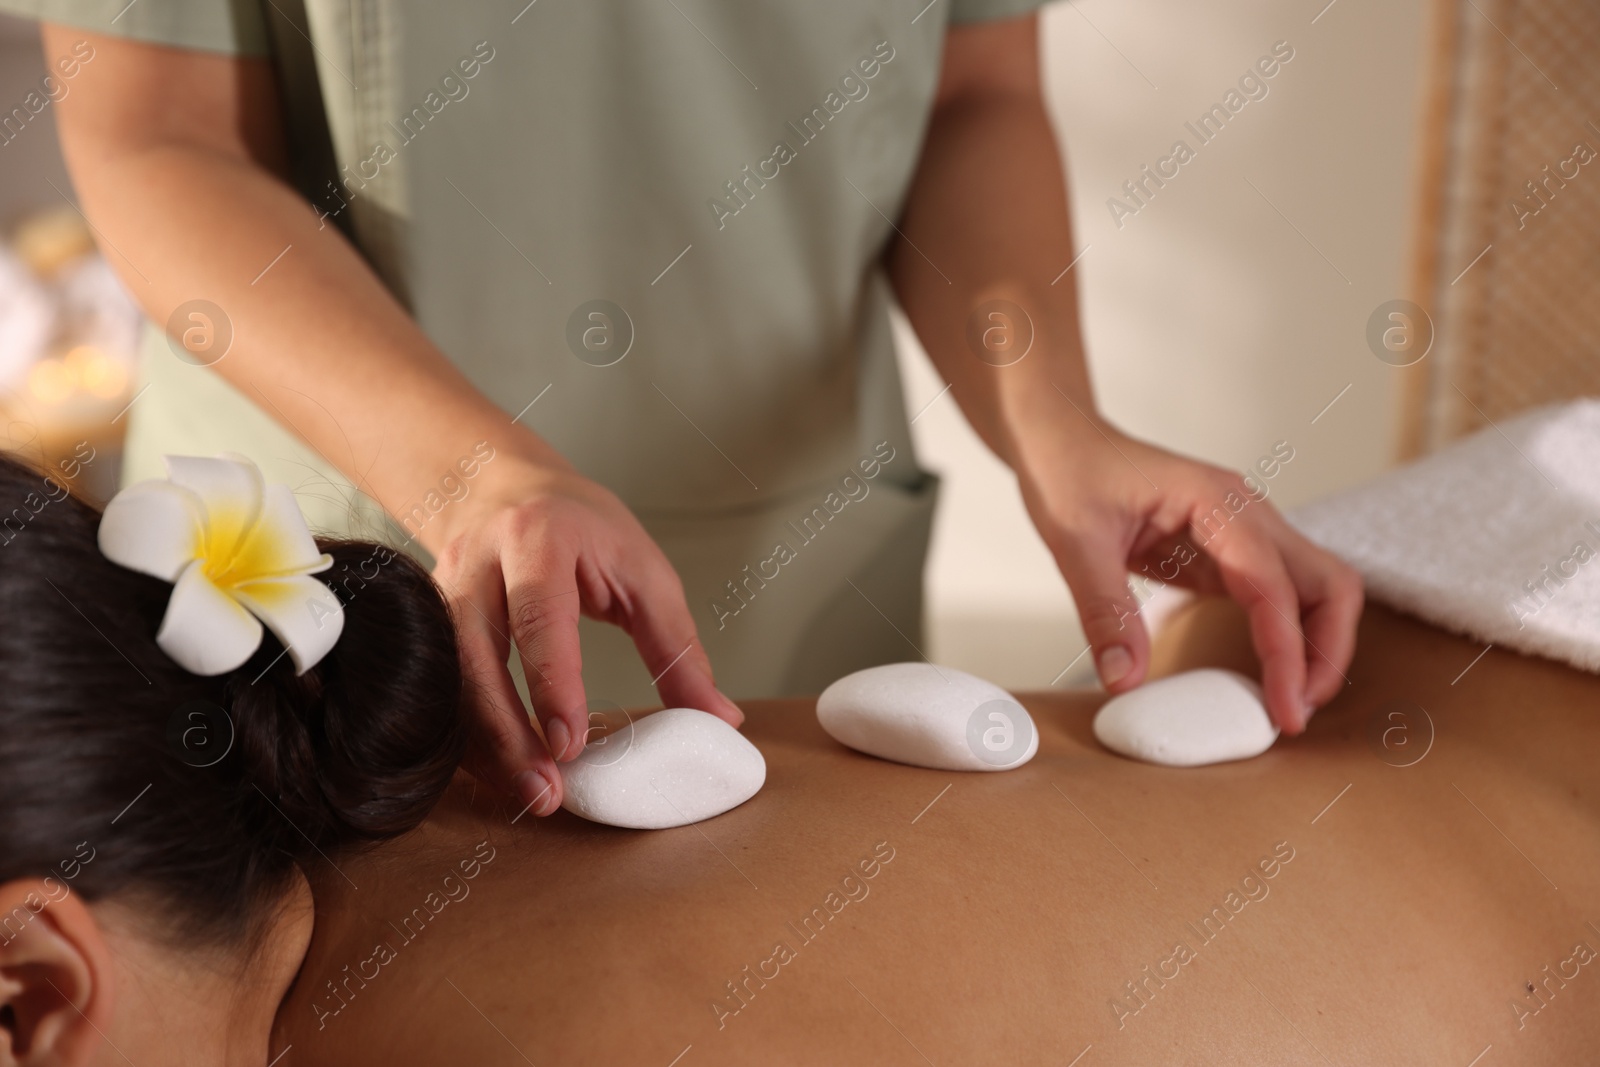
[[98, 454, 344, 676]]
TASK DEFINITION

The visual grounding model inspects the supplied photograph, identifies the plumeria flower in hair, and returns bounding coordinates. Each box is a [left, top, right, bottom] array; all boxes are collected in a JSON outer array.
[[98, 454, 344, 676]]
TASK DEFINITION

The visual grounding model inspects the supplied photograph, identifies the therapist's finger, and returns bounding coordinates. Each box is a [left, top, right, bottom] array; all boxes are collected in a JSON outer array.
[[1274, 523, 1363, 708], [439, 567, 564, 817], [1052, 527, 1149, 694], [624, 560, 743, 727], [504, 543, 590, 768], [1202, 517, 1308, 734]]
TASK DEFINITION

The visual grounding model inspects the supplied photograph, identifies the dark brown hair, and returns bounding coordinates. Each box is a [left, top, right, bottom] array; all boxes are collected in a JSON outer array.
[[0, 453, 465, 944]]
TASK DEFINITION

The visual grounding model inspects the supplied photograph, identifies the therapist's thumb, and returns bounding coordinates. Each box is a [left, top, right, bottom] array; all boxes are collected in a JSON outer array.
[[1055, 532, 1150, 694]]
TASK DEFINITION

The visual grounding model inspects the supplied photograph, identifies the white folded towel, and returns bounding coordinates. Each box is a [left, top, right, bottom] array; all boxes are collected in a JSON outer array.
[[1291, 399, 1600, 674]]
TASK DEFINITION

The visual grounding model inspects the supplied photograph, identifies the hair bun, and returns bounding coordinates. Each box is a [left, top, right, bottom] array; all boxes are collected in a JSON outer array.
[[227, 541, 465, 852], [0, 452, 465, 947]]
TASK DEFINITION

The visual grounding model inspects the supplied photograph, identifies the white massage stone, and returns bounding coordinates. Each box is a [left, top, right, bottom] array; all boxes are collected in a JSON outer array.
[[817, 662, 1038, 771], [560, 708, 765, 829], [1093, 669, 1277, 767]]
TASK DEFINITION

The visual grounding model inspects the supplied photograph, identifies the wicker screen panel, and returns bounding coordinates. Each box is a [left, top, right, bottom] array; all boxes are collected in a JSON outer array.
[[1402, 0, 1600, 457]]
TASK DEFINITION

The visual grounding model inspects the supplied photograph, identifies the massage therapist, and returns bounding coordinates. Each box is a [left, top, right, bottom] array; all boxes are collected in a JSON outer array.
[[18, 0, 1360, 815]]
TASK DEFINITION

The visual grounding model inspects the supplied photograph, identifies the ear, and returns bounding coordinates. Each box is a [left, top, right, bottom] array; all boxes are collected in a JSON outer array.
[[0, 879, 113, 1067]]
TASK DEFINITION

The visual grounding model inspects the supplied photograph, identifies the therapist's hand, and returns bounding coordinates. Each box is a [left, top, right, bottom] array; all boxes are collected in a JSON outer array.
[[1014, 414, 1363, 735], [429, 456, 743, 817], [882, 11, 1360, 734]]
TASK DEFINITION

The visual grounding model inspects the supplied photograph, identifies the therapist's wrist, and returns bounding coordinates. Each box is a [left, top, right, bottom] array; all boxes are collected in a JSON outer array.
[[403, 434, 578, 557], [995, 351, 1109, 483]]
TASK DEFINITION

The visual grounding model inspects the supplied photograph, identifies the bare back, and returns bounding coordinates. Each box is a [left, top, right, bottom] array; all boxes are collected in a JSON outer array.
[[276, 601, 1600, 1065]]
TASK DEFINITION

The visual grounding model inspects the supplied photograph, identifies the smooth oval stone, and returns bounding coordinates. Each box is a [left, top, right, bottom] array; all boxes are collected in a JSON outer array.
[[560, 708, 765, 829], [817, 662, 1038, 772], [1093, 669, 1277, 767]]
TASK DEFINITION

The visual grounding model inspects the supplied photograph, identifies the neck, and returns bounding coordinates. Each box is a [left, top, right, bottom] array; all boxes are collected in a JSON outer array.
[[91, 882, 313, 1066]]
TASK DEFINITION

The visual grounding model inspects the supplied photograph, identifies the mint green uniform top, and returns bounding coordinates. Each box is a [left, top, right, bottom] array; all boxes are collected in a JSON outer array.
[[7, 0, 1045, 704]]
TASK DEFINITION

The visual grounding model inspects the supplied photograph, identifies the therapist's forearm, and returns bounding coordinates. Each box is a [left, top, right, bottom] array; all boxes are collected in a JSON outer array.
[[889, 22, 1364, 727], [888, 79, 1096, 473], [49, 34, 566, 556], [49, 31, 744, 812]]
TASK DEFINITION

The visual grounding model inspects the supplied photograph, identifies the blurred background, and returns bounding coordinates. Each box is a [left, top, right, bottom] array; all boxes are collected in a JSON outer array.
[[0, 12, 140, 504], [0, 0, 1425, 684]]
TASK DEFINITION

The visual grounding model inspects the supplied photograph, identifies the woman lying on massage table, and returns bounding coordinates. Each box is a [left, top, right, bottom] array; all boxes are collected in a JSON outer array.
[[3, 453, 1597, 1066]]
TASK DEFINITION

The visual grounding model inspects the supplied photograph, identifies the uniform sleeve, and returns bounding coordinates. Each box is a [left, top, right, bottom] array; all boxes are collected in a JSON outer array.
[[948, 0, 1049, 23], [0, 0, 270, 56]]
